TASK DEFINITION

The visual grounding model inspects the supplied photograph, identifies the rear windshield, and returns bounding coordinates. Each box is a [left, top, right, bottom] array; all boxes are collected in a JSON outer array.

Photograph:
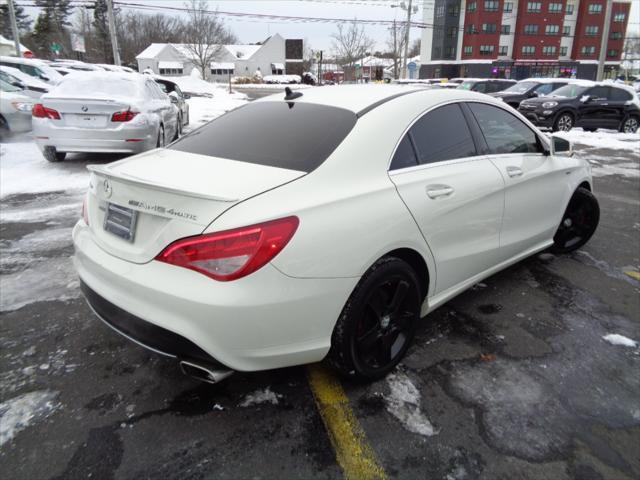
[[169, 101, 358, 172], [53, 74, 142, 98]]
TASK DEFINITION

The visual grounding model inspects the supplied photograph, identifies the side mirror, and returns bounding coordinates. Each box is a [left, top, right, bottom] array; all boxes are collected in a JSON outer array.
[[40, 75, 50, 82], [529, 91, 538, 98], [168, 91, 179, 103], [183, 92, 191, 99], [550, 135, 573, 157], [11, 80, 25, 89], [580, 95, 591, 103]]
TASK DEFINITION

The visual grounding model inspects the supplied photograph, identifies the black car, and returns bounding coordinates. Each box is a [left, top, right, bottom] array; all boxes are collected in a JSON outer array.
[[518, 82, 640, 133], [489, 79, 573, 109], [457, 78, 517, 94]]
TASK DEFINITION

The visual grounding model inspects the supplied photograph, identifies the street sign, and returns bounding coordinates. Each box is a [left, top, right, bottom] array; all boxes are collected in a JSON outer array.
[[407, 61, 417, 71], [50, 42, 62, 55], [71, 33, 85, 53]]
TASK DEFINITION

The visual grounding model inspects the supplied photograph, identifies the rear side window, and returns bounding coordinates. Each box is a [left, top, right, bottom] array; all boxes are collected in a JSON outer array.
[[409, 104, 477, 164], [609, 87, 632, 101], [468, 103, 540, 154], [390, 135, 418, 170], [169, 102, 357, 172]]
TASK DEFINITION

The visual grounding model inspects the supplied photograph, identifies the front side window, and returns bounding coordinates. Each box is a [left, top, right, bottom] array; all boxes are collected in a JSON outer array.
[[409, 104, 477, 165], [468, 103, 540, 154], [169, 102, 357, 172], [550, 84, 589, 98], [587, 86, 609, 99], [534, 83, 556, 95]]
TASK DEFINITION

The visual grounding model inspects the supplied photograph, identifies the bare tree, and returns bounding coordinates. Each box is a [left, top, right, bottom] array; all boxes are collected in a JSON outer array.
[[331, 20, 375, 67], [182, 0, 234, 79], [386, 20, 406, 79]]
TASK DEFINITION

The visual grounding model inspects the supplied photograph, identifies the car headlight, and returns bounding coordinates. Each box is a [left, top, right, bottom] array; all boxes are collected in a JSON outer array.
[[542, 101, 558, 108], [11, 101, 33, 112]]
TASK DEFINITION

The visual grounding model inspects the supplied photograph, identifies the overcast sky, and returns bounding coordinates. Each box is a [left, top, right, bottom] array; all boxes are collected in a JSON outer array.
[[21, 0, 640, 54]]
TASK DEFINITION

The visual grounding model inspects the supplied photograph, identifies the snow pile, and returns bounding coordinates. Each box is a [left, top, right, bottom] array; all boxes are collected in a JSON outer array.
[[238, 387, 281, 407], [184, 94, 247, 132], [263, 75, 302, 84], [603, 334, 638, 348], [385, 372, 437, 436], [166, 75, 247, 100], [0, 390, 59, 446], [556, 129, 640, 153]]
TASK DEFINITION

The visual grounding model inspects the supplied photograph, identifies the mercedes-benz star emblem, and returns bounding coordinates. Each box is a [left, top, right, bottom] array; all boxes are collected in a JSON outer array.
[[81, 105, 88, 112], [103, 179, 112, 198]]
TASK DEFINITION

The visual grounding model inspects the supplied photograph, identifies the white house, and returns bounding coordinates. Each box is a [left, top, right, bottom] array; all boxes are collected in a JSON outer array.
[[136, 34, 303, 81]]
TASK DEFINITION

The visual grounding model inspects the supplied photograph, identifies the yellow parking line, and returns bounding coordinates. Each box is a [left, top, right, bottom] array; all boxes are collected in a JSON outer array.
[[624, 270, 640, 281], [307, 364, 387, 480]]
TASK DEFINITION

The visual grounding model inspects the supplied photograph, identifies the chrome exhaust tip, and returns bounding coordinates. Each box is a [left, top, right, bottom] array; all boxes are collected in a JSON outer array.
[[179, 360, 234, 384]]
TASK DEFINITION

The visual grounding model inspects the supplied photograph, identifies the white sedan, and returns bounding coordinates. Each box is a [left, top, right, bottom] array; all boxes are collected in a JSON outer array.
[[74, 85, 599, 383]]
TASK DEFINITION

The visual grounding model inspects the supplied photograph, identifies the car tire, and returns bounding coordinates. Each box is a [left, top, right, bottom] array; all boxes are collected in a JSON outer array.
[[327, 257, 421, 381], [551, 187, 600, 254], [43, 146, 66, 162], [553, 112, 574, 132], [156, 125, 164, 148], [620, 115, 639, 133], [175, 116, 182, 140]]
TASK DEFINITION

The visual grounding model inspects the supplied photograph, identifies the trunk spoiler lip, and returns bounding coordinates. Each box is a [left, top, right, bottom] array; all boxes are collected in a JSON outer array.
[[87, 163, 239, 203]]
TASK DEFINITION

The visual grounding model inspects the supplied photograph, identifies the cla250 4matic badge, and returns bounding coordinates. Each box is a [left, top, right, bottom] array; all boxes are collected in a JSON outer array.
[[128, 200, 197, 221]]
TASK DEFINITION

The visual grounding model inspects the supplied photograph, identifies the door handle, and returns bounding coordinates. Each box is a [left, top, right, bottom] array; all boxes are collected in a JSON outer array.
[[506, 166, 524, 178], [426, 185, 454, 199]]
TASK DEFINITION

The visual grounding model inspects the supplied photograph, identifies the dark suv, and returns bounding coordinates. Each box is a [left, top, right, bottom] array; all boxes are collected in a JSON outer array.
[[518, 82, 640, 133], [490, 79, 574, 109], [457, 78, 517, 94]]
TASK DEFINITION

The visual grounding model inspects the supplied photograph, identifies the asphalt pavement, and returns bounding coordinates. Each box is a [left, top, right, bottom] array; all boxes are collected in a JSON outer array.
[[1, 142, 638, 480]]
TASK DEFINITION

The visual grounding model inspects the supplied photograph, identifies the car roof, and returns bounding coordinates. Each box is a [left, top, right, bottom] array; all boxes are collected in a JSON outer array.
[[0, 55, 49, 66], [519, 78, 579, 84], [257, 84, 508, 116]]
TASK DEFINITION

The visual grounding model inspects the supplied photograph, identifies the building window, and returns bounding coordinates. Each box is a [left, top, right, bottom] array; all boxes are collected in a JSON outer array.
[[501, 24, 511, 34], [607, 49, 618, 57], [467, 2, 477, 12], [542, 46, 557, 56], [581, 46, 596, 55], [464, 46, 473, 55], [524, 24, 539, 35], [504, 2, 513, 12], [610, 31, 623, 40], [466, 24, 478, 34], [448, 5, 460, 16], [484, 1, 499, 12], [482, 23, 497, 33], [546, 25, 559, 35], [499, 45, 508, 55], [613, 13, 626, 22], [549, 3, 562, 13], [159, 68, 183, 75], [522, 46, 536, 55], [527, 2, 542, 13], [585, 25, 599, 36], [566, 3, 574, 14], [563, 25, 571, 36], [560, 46, 568, 56], [479, 45, 495, 55], [210, 68, 234, 75], [588, 4, 603, 14], [445, 47, 456, 58], [436, 5, 445, 17]]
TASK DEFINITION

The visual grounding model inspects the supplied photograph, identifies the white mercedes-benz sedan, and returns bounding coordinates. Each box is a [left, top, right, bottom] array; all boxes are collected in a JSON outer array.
[[73, 85, 599, 383], [32, 72, 179, 162]]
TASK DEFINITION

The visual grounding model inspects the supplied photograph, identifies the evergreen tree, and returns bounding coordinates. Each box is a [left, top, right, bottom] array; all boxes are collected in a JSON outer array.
[[33, 0, 73, 57], [0, 1, 32, 39], [30, 12, 53, 57], [93, 0, 112, 63]]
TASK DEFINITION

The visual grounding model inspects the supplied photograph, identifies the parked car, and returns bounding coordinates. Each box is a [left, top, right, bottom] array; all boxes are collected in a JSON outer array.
[[0, 78, 33, 137], [518, 81, 640, 132], [32, 72, 180, 162], [74, 85, 598, 384], [153, 76, 190, 132], [0, 66, 50, 98], [457, 78, 517, 93], [0, 55, 63, 85], [490, 78, 577, 109]]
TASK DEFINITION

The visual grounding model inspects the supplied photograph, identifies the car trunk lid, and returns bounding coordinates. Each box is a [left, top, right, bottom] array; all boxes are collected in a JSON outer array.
[[42, 97, 134, 129], [85, 149, 306, 264]]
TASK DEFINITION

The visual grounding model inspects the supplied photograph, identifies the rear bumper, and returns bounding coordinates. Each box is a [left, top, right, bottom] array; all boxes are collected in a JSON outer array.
[[73, 221, 357, 371], [32, 117, 155, 153], [4, 111, 32, 133]]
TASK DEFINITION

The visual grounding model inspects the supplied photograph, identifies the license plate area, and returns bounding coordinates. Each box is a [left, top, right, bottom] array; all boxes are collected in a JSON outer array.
[[104, 203, 138, 242]]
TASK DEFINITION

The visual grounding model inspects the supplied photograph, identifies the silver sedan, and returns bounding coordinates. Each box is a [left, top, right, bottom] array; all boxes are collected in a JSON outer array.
[[32, 72, 179, 162]]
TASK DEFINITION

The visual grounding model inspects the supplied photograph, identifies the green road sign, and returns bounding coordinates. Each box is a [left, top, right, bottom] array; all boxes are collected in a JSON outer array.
[[50, 43, 62, 54]]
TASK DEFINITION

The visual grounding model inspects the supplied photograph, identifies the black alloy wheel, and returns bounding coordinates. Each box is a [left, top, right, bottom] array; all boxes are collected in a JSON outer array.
[[329, 257, 421, 380], [551, 187, 600, 254]]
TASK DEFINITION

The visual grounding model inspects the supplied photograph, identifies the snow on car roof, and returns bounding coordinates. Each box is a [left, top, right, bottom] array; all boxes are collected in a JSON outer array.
[[0, 65, 50, 90], [44, 71, 147, 100], [520, 78, 584, 84]]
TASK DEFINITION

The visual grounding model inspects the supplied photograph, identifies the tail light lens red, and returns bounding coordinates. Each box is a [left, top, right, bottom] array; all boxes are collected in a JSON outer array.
[[32, 103, 60, 120], [111, 110, 138, 122], [155, 216, 299, 281]]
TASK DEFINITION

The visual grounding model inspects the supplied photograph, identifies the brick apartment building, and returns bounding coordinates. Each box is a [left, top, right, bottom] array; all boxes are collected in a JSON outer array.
[[419, 0, 632, 79]]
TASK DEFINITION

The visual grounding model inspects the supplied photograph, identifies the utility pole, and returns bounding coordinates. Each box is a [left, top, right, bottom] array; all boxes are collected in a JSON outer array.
[[106, 0, 121, 66], [596, 0, 613, 81], [401, 0, 413, 79], [6, 0, 22, 57]]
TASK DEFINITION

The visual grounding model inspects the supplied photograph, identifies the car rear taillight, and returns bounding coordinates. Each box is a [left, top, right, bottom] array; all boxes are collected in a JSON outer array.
[[155, 216, 299, 281], [32, 103, 60, 120], [111, 110, 138, 122]]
